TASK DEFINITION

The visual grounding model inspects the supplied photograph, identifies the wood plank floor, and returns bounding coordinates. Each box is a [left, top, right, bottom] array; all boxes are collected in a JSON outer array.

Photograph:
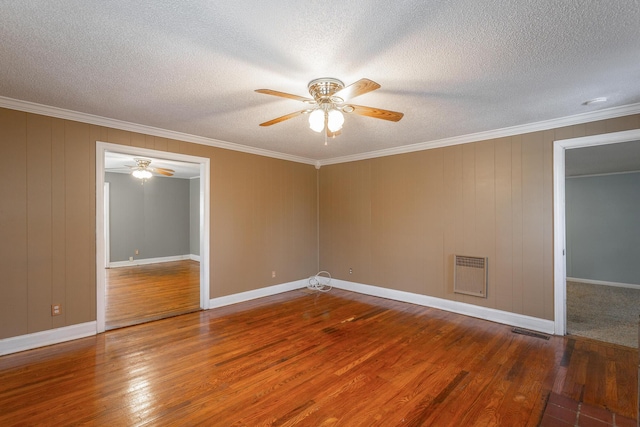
[[105, 260, 201, 330], [1, 289, 637, 426]]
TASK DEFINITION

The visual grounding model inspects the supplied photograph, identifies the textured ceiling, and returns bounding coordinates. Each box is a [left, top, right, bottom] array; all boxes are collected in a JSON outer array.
[[1, 1, 640, 162]]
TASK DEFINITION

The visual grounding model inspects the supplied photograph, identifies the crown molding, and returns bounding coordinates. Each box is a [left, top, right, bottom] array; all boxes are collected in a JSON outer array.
[[566, 169, 640, 179], [2, 95, 639, 168], [318, 102, 640, 167], [0, 96, 317, 166]]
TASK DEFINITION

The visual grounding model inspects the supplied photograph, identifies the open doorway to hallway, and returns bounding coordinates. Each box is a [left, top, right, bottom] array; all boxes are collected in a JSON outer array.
[[96, 142, 210, 333]]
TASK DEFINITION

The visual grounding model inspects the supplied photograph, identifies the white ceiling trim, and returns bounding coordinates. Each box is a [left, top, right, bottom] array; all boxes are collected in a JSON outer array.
[[2, 95, 639, 168], [318, 103, 640, 167], [0, 96, 317, 166]]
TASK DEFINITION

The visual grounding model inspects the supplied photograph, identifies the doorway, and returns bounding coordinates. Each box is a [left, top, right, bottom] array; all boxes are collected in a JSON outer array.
[[96, 142, 210, 333], [553, 128, 640, 336]]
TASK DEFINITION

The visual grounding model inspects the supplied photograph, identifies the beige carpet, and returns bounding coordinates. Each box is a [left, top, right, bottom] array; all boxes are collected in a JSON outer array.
[[566, 280, 640, 348]]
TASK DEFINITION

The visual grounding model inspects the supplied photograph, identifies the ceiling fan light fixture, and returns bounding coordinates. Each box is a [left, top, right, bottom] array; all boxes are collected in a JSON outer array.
[[257, 78, 403, 139], [132, 169, 153, 180], [309, 109, 325, 132], [327, 109, 344, 132]]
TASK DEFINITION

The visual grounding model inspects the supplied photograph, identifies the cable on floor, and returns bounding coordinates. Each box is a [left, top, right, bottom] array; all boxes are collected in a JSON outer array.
[[307, 271, 332, 292]]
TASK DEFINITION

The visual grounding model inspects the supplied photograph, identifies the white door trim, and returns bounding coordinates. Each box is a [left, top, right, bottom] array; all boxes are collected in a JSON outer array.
[[95, 142, 211, 333], [104, 182, 110, 267], [553, 128, 640, 335]]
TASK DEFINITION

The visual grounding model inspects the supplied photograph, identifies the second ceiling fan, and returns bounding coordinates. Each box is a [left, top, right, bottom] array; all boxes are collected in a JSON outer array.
[[128, 158, 175, 180], [256, 78, 404, 138]]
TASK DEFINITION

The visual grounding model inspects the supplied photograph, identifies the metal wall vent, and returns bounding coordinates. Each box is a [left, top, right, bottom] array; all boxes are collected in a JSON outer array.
[[454, 255, 487, 298], [511, 328, 550, 340]]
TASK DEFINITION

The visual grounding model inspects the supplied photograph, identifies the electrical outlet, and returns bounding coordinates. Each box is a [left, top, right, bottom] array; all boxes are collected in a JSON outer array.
[[349, 268, 353, 274], [135, 249, 139, 255], [272, 271, 276, 278], [51, 304, 62, 316], [129, 256, 134, 261]]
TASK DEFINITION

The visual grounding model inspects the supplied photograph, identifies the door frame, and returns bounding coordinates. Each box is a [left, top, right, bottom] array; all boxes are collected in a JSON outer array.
[[553, 128, 640, 335], [95, 141, 211, 333], [104, 182, 110, 267]]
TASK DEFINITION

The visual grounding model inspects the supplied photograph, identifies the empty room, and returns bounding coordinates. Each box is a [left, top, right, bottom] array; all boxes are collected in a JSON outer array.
[[1, 2, 639, 426]]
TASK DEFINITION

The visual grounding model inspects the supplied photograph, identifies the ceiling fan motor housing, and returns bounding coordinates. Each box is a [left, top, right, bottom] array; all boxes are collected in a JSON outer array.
[[134, 158, 152, 169], [308, 78, 345, 103]]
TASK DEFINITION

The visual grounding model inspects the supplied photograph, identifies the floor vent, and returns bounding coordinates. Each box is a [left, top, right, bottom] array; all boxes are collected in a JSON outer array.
[[512, 328, 551, 340], [454, 255, 487, 298]]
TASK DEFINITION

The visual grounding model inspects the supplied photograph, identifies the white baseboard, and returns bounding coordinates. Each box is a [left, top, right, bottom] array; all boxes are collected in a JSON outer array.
[[567, 277, 640, 289], [189, 254, 200, 262], [209, 279, 307, 308], [0, 322, 97, 356], [1, 279, 555, 356], [331, 279, 556, 335], [109, 254, 193, 268]]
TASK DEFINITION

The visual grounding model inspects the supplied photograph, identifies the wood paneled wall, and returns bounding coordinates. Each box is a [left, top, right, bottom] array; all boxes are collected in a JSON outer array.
[[319, 115, 640, 320], [1, 105, 638, 340], [210, 148, 318, 296], [0, 108, 318, 339]]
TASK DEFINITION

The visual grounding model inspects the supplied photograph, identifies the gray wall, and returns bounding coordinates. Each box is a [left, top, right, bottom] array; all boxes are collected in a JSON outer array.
[[566, 171, 640, 285], [190, 177, 200, 256], [106, 172, 192, 262]]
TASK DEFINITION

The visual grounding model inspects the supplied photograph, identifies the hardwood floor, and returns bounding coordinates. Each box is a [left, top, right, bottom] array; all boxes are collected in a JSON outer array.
[[0, 289, 637, 426], [105, 260, 201, 330]]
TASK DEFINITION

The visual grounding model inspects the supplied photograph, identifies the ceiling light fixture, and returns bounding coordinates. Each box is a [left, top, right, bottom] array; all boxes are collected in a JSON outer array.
[[309, 109, 325, 132], [132, 169, 152, 180], [256, 77, 404, 141], [582, 97, 608, 106], [327, 109, 344, 132], [308, 107, 344, 133]]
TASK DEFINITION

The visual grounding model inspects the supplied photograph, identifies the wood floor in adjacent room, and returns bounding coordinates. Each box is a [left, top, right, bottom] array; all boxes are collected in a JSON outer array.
[[1, 289, 637, 426], [105, 260, 201, 330]]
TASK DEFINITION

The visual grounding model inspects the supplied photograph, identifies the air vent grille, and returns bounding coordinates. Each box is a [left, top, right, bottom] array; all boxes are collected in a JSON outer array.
[[454, 255, 487, 298]]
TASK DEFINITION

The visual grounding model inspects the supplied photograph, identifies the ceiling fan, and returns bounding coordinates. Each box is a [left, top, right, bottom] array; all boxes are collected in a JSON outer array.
[[128, 158, 174, 180], [256, 78, 404, 138]]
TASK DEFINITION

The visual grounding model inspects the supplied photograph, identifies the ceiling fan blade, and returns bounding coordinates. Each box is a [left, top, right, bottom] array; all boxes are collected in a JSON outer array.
[[334, 79, 380, 101], [326, 128, 341, 138], [346, 104, 404, 122], [322, 113, 341, 138], [152, 167, 174, 177], [259, 110, 306, 126], [255, 89, 314, 103]]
